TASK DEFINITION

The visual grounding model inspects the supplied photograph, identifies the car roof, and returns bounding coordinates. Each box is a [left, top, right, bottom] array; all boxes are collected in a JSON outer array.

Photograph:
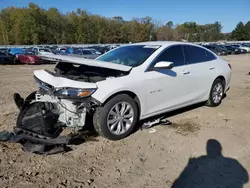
[[130, 41, 200, 47]]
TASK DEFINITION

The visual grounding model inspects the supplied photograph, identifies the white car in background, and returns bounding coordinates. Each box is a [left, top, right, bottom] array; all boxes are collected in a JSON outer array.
[[56, 47, 66, 53], [32, 47, 54, 55], [15, 42, 231, 140], [69, 48, 101, 59], [232, 44, 250, 52]]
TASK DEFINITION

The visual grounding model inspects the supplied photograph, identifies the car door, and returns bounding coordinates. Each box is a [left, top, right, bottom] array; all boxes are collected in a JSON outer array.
[[183, 45, 218, 102], [142, 45, 194, 116]]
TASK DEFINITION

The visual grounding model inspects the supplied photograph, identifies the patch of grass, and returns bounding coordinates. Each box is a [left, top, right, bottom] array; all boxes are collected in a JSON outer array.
[[168, 121, 200, 136]]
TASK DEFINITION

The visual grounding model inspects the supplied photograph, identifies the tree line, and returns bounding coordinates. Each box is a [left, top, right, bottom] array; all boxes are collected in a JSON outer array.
[[0, 3, 249, 45]]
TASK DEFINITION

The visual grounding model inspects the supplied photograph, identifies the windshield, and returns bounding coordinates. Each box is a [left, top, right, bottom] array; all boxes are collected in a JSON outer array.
[[96, 45, 159, 67]]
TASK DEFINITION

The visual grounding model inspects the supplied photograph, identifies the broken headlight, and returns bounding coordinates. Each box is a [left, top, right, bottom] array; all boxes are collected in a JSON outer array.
[[55, 88, 96, 98]]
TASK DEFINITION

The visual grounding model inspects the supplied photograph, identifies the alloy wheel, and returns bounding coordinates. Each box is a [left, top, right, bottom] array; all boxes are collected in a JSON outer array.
[[107, 102, 134, 135], [212, 83, 223, 104]]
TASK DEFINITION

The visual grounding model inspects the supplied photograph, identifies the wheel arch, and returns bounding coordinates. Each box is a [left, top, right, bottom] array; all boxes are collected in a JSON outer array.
[[101, 90, 142, 117], [215, 75, 226, 90]]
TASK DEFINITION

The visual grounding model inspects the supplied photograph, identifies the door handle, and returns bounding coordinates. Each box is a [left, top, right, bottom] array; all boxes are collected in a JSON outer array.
[[182, 71, 190, 75], [209, 67, 215, 70]]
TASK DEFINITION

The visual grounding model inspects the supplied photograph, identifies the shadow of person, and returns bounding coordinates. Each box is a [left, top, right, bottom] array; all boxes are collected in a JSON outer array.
[[171, 139, 249, 188]]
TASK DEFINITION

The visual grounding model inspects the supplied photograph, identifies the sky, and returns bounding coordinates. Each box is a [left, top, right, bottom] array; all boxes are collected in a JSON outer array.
[[0, 0, 249, 32]]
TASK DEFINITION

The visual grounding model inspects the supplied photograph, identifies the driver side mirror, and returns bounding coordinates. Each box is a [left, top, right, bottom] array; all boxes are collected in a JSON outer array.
[[153, 61, 174, 70]]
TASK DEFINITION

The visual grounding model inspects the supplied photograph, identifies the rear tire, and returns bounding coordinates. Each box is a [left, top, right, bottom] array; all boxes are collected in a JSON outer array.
[[206, 78, 225, 107], [93, 94, 138, 140]]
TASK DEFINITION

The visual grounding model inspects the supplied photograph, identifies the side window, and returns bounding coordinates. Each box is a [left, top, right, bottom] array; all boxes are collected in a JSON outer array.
[[154, 46, 185, 67], [185, 45, 216, 64], [206, 49, 217, 60]]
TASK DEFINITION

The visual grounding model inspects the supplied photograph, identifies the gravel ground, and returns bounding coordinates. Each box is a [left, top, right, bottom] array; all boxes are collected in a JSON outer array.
[[0, 54, 250, 188]]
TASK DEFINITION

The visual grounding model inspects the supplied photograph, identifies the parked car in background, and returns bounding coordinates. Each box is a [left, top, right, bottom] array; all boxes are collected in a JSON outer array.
[[232, 44, 250, 52], [0, 48, 8, 54], [69, 48, 101, 59], [242, 43, 250, 48], [16, 51, 42, 65], [25, 48, 35, 54], [204, 45, 227, 56], [7, 48, 25, 56], [21, 42, 231, 140], [88, 48, 102, 55], [91, 46, 110, 54], [225, 45, 241, 54], [241, 49, 248, 53], [51, 46, 58, 50], [32, 47, 54, 55], [65, 47, 79, 54], [216, 45, 232, 54], [54, 50, 66, 55], [231, 46, 248, 54], [0, 52, 15, 64], [56, 47, 66, 53]]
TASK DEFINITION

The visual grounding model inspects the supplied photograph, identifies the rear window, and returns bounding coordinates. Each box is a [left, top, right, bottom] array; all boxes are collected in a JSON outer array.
[[184, 45, 216, 64]]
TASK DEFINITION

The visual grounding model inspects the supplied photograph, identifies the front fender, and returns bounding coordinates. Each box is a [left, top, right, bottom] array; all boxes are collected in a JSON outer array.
[[92, 79, 147, 119]]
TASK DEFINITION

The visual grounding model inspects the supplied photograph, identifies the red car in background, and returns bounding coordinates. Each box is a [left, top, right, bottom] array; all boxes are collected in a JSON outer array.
[[16, 51, 42, 65]]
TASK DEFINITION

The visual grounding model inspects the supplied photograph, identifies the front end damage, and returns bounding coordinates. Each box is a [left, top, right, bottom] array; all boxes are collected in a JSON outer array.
[[14, 86, 101, 139], [13, 57, 131, 141], [34, 78, 101, 131], [14, 74, 107, 140]]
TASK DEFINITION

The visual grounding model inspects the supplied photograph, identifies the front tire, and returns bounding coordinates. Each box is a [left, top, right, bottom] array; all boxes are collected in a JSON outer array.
[[93, 94, 138, 140], [206, 78, 225, 107]]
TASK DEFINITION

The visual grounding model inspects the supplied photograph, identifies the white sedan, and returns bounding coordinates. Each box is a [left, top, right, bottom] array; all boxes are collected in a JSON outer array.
[[32, 47, 54, 55], [16, 41, 231, 140]]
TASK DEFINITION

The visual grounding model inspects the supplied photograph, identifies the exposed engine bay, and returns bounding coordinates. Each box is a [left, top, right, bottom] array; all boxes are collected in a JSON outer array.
[[53, 62, 129, 83]]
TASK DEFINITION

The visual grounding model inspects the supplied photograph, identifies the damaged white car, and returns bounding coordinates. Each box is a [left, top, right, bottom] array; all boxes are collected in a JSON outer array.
[[14, 42, 231, 140]]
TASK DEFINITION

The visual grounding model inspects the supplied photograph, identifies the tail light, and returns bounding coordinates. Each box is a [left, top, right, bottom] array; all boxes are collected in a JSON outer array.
[[228, 63, 232, 69]]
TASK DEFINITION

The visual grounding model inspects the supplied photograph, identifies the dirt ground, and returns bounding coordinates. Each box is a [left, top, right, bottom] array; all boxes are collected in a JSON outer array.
[[0, 54, 250, 188]]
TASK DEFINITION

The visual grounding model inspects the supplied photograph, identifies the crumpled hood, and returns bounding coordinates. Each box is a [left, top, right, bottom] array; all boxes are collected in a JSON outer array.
[[34, 70, 97, 89], [40, 54, 132, 72]]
